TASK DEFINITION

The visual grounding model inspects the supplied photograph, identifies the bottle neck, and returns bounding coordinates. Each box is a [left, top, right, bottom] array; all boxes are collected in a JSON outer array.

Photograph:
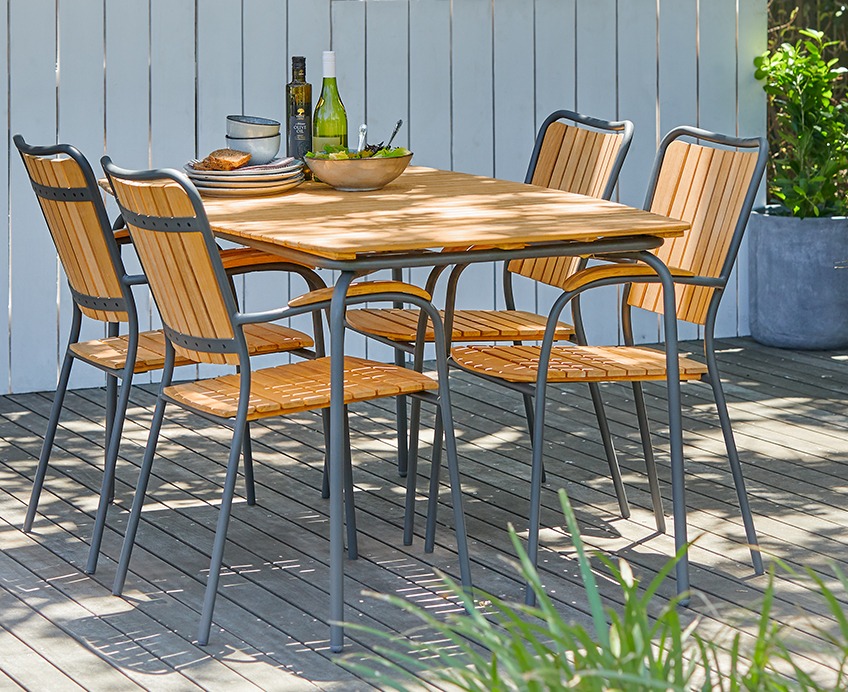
[[320, 76, 340, 96], [292, 67, 305, 83]]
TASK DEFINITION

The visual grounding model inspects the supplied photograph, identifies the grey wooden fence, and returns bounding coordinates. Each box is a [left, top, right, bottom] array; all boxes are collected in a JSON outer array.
[[0, 0, 766, 393]]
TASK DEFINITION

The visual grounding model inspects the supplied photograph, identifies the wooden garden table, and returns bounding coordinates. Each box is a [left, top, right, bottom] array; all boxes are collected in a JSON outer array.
[[201, 166, 690, 651]]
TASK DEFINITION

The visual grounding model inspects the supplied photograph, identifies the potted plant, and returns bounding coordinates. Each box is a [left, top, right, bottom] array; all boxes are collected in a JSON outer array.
[[749, 28, 848, 349]]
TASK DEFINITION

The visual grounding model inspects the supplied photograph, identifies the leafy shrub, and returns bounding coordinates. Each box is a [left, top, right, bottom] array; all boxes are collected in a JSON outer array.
[[342, 490, 848, 690], [754, 28, 848, 217]]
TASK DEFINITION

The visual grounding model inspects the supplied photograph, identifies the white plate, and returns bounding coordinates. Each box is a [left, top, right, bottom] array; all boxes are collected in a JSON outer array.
[[186, 169, 304, 185], [195, 177, 304, 197], [185, 157, 301, 177]]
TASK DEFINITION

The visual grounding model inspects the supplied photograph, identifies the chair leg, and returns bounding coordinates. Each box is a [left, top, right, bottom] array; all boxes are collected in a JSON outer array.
[[403, 397, 424, 544], [436, 396, 472, 589], [86, 368, 134, 574], [321, 409, 331, 499], [343, 408, 358, 560], [394, 349, 409, 477], [586, 382, 629, 519], [197, 412, 247, 646], [242, 422, 256, 506], [24, 350, 75, 533], [104, 322, 120, 503], [521, 392, 546, 484], [525, 383, 548, 607], [707, 371, 763, 574], [424, 410, 445, 554], [631, 382, 666, 533], [112, 397, 167, 596], [104, 374, 118, 503]]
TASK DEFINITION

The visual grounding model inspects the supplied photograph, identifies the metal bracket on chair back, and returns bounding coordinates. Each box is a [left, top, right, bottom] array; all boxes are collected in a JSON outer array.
[[120, 208, 202, 233], [30, 181, 99, 203]]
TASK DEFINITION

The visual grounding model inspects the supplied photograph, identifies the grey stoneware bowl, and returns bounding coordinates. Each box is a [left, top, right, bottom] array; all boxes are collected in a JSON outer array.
[[226, 115, 281, 138], [225, 133, 281, 165]]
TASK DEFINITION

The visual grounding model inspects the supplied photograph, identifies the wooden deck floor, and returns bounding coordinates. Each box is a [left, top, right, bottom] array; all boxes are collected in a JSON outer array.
[[1, 337, 847, 690]]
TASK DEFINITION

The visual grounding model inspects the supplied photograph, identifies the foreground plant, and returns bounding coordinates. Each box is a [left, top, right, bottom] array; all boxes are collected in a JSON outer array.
[[342, 490, 848, 690]]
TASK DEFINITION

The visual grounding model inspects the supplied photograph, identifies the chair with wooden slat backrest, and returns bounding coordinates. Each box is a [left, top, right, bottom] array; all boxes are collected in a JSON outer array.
[[452, 127, 768, 603], [346, 110, 637, 526], [101, 159, 471, 648], [13, 135, 319, 576]]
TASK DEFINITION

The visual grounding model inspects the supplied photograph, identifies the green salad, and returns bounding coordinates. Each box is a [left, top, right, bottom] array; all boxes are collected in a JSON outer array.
[[305, 145, 411, 160]]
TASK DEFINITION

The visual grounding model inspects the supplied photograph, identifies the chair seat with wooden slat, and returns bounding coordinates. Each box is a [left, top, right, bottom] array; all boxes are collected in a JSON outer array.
[[69, 323, 313, 374], [164, 356, 437, 421], [451, 345, 707, 384], [347, 308, 575, 343]]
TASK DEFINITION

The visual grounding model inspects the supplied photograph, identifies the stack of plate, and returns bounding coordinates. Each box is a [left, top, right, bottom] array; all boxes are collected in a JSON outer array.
[[184, 157, 304, 197]]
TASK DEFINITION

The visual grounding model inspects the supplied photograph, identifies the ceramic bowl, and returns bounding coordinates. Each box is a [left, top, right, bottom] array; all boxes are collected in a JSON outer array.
[[225, 133, 281, 165], [305, 153, 413, 191], [226, 115, 281, 138]]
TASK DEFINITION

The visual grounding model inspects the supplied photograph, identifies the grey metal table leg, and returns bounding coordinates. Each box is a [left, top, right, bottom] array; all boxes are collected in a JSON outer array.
[[640, 252, 689, 600], [329, 272, 355, 653]]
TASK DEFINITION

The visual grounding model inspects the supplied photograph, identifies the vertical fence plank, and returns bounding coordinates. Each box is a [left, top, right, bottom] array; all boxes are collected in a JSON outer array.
[[524, 0, 576, 315], [570, 0, 620, 346], [409, 0, 451, 171], [736, 0, 768, 336], [8, 0, 59, 393], [104, 0, 154, 378], [241, 0, 291, 338], [452, 0, 494, 177], [657, 0, 699, 341], [493, 0, 534, 185], [149, 0, 197, 382], [407, 0, 451, 351], [618, 0, 661, 344], [700, 0, 741, 337], [451, 0, 496, 311], [0, 0, 10, 392], [57, 0, 106, 389]]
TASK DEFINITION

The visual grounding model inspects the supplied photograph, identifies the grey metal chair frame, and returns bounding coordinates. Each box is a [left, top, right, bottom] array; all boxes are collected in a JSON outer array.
[[14, 135, 325, 577], [101, 159, 471, 647], [454, 126, 767, 603]]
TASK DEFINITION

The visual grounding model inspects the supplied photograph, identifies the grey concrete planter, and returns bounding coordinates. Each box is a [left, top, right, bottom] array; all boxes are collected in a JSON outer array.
[[749, 209, 848, 349]]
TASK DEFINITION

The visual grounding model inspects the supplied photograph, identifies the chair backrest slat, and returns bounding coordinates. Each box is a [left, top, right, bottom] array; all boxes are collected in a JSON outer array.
[[508, 111, 633, 291], [107, 172, 239, 366], [627, 134, 763, 325], [18, 145, 127, 323]]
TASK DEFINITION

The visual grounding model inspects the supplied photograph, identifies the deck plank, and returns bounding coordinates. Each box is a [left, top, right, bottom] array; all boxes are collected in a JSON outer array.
[[0, 338, 847, 688]]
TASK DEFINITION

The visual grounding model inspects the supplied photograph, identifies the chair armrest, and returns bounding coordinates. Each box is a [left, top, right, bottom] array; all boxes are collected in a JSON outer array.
[[288, 281, 431, 308], [560, 263, 696, 293], [113, 226, 133, 245]]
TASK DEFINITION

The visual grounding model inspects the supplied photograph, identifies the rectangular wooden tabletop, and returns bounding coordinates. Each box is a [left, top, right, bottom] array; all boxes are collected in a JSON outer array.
[[201, 167, 689, 261]]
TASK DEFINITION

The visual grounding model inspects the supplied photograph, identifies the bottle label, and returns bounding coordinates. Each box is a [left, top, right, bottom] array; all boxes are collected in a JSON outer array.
[[288, 112, 312, 160], [312, 135, 345, 153]]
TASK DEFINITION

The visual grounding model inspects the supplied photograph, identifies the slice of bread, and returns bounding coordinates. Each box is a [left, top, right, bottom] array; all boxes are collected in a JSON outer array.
[[197, 148, 251, 171]]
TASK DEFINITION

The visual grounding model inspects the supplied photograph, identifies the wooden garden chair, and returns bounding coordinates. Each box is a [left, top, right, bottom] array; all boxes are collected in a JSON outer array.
[[451, 126, 768, 602], [101, 158, 471, 646], [14, 135, 323, 575], [345, 110, 660, 541]]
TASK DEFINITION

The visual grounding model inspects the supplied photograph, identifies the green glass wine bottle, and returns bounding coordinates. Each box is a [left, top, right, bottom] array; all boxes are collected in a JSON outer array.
[[312, 50, 348, 153], [286, 56, 312, 160]]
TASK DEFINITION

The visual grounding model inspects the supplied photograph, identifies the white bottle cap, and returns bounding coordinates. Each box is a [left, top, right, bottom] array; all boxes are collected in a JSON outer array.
[[322, 50, 336, 78]]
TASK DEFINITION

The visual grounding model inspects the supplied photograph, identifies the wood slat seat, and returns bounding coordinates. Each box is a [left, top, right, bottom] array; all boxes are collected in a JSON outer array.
[[69, 323, 313, 374], [347, 308, 574, 342], [452, 344, 707, 384], [164, 356, 437, 420], [219, 246, 315, 271]]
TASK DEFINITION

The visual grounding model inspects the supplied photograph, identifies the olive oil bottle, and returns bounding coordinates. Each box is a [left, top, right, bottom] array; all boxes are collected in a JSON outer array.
[[312, 51, 348, 152], [286, 56, 312, 160]]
